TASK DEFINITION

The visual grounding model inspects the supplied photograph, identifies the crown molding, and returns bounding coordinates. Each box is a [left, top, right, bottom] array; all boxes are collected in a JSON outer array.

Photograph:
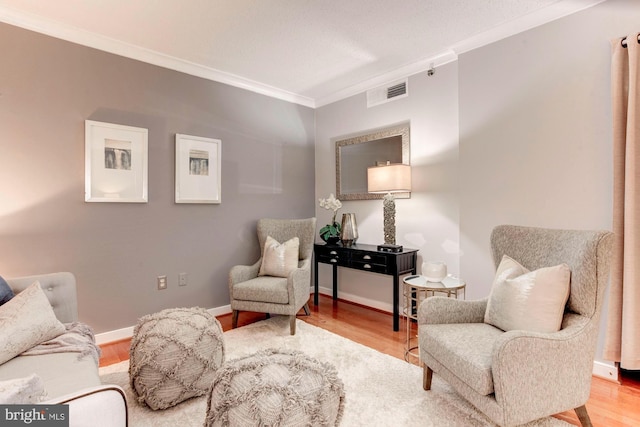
[[315, 50, 458, 108], [0, 6, 315, 108], [316, 0, 606, 107], [0, 0, 605, 109], [450, 0, 607, 55]]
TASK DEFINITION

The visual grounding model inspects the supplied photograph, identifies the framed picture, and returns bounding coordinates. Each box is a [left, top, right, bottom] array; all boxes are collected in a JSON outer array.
[[85, 120, 148, 203], [175, 134, 221, 204]]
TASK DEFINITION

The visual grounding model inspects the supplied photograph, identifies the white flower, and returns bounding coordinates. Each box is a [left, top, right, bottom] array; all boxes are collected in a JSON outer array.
[[318, 193, 342, 212], [318, 193, 342, 226]]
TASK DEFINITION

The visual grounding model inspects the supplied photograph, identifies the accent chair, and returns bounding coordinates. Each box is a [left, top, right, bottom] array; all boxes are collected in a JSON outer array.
[[229, 217, 316, 335], [418, 225, 614, 427]]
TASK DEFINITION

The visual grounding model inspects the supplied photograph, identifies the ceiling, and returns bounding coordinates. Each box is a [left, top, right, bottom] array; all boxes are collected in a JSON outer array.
[[0, 0, 605, 107]]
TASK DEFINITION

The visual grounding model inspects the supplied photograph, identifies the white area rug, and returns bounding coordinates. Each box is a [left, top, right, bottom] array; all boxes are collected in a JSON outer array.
[[99, 317, 570, 426]]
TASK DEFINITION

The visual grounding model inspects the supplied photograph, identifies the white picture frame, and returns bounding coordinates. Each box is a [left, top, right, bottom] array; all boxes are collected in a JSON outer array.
[[175, 134, 221, 204], [85, 120, 148, 203]]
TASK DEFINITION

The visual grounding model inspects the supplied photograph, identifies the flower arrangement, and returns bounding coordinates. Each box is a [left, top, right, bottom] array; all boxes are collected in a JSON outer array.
[[318, 193, 342, 243]]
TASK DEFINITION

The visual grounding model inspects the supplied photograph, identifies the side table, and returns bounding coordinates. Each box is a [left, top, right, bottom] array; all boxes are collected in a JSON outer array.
[[402, 274, 466, 363]]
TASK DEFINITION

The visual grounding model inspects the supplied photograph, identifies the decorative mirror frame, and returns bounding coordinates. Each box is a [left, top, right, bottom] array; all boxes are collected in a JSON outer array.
[[335, 123, 410, 201]]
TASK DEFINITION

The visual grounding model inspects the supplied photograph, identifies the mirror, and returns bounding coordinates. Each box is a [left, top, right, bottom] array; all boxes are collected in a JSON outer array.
[[335, 123, 410, 200]]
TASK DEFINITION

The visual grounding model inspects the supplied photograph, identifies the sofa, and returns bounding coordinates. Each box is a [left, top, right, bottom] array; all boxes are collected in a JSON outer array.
[[0, 272, 127, 427]]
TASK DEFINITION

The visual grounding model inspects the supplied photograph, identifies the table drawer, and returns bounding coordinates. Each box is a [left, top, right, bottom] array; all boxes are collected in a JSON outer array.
[[350, 251, 388, 264], [349, 260, 388, 274], [316, 247, 343, 264], [317, 254, 342, 264]]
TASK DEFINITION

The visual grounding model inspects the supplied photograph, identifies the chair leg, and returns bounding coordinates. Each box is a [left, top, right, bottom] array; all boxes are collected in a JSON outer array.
[[574, 405, 593, 427], [232, 310, 239, 329], [423, 365, 433, 390], [302, 303, 310, 316], [290, 315, 296, 335]]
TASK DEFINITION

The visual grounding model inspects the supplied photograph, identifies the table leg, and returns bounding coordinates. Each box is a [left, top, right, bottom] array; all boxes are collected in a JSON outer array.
[[314, 258, 319, 306], [332, 264, 338, 300], [393, 275, 399, 331]]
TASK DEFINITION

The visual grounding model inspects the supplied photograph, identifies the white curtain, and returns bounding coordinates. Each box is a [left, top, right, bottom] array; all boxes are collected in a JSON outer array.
[[604, 32, 640, 370]]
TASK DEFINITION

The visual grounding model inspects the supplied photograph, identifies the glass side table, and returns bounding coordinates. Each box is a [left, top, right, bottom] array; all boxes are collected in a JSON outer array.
[[402, 274, 466, 364]]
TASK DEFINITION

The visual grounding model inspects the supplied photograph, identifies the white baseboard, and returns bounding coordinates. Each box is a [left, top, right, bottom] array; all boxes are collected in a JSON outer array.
[[96, 296, 621, 384], [315, 286, 393, 314], [94, 304, 232, 345], [592, 360, 619, 382], [95, 325, 135, 345]]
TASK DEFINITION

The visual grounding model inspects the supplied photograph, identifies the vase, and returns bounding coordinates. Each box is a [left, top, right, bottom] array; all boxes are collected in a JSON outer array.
[[340, 213, 358, 247], [320, 221, 341, 245], [422, 261, 447, 282], [322, 235, 340, 245]]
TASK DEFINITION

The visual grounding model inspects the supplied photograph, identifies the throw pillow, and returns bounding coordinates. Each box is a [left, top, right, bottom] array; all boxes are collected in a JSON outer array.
[[258, 236, 300, 278], [0, 275, 14, 306], [484, 255, 571, 333], [0, 281, 66, 365], [0, 374, 47, 404]]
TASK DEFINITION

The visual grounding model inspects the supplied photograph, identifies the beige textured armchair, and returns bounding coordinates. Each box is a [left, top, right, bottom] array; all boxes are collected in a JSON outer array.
[[229, 218, 316, 335], [418, 225, 613, 427]]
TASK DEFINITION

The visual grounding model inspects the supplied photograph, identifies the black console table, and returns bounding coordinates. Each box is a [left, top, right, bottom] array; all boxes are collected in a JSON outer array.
[[313, 243, 418, 331]]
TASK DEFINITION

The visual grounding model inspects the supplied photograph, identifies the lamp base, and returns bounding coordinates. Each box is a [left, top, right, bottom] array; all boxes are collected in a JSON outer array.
[[377, 243, 403, 253]]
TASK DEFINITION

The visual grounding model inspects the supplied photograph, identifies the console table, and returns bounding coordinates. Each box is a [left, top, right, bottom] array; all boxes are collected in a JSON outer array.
[[313, 243, 418, 331]]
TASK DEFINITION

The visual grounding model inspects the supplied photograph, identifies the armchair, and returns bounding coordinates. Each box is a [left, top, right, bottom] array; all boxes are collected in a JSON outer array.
[[229, 218, 316, 335], [418, 225, 613, 427]]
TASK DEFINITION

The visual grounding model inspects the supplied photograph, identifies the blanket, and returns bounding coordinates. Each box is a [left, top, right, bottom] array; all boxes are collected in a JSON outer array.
[[22, 322, 101, 365]]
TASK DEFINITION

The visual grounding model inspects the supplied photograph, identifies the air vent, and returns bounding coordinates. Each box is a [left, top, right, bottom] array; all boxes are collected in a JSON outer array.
[[367, 79, 408, 108]]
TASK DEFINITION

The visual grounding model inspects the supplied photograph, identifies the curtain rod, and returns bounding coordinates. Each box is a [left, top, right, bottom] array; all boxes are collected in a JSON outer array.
[[621, 34, 640, 48]]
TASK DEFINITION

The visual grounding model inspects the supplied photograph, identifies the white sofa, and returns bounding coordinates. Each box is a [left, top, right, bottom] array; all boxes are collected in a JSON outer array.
[[0, 272, 127, 427]]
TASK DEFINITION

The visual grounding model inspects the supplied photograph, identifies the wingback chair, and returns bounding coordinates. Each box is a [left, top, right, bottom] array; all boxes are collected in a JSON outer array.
[[229, 218, 316, 335], [418, 225, 613, 427]]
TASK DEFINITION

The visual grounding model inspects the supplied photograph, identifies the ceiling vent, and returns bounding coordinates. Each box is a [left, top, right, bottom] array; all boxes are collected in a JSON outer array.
[[367, 79, 408, 108]]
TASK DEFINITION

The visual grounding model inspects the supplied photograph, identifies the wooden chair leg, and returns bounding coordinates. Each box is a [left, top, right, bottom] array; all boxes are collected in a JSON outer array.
[[303, 303, 310, 316], [574, 405, 593, 427], [290, 315, 296, 335], [423, 365, 433, 390], [232, 310, 239, 329]]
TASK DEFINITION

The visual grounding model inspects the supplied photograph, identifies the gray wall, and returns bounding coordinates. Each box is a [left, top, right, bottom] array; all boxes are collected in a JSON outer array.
[[315, 63, 460, 312], [0, 23, 315, 333], [315, 0, 640, 366], [458, 0, 639, 361]]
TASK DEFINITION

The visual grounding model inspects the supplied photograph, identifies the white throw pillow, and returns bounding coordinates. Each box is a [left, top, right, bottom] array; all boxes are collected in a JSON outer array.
[[0, 281, 66, 365], [258, 236, 300, 278], [0, 374, 47, 404], [484, 255, 571, 333]]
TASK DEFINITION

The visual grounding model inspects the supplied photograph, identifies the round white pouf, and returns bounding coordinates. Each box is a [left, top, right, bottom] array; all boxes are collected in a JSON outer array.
[[205, 348, 345, 427], [129, 307, 225, 410]]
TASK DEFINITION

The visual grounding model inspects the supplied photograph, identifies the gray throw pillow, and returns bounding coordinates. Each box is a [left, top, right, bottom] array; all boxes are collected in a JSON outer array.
[[0, 276, 14, 306]]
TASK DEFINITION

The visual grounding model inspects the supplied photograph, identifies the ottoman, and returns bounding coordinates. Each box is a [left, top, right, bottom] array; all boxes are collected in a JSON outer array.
[[205, 348, 345, 426], [129, 307, 225, 410]]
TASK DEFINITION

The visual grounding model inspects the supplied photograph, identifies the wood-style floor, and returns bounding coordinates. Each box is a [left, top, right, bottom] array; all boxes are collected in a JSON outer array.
[[99, 294, 640, 427]]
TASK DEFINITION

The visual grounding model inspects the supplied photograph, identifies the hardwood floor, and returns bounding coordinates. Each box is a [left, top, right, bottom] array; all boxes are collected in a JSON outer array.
[[99, 295, 640, 426]]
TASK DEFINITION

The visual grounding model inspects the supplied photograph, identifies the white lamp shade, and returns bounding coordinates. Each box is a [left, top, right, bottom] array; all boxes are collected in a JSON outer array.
[[367, 163, 411, 193]]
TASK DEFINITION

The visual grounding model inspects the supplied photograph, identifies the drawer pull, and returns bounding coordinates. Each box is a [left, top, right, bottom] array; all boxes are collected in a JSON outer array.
[[363, 255, 372, 260], [364, 264, 372, 269], [330, 251, 338, 255]]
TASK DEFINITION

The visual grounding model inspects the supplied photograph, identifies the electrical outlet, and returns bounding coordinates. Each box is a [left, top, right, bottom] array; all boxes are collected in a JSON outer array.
[[157, 275, 167, 290], [179, 273, 188, 287]]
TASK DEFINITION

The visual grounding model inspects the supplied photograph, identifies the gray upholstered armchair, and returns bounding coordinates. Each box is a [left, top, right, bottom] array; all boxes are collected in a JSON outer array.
[[418, 225, 613, 427], [229, 218, 316, 335]]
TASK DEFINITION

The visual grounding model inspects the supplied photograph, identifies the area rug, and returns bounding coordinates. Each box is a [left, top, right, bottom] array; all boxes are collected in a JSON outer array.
[[99, 316, 571, 426]]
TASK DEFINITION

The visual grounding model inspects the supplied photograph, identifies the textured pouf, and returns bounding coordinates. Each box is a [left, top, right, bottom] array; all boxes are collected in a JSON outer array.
[[129, 307, 225, 410], [205, 348, 345, 427]]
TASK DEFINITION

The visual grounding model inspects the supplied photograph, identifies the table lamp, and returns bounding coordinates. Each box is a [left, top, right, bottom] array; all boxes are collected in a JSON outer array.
[[367, 161, 411, 252]]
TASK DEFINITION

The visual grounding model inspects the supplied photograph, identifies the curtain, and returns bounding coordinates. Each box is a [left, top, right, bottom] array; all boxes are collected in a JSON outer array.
[[604, 32, 640, 370]]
